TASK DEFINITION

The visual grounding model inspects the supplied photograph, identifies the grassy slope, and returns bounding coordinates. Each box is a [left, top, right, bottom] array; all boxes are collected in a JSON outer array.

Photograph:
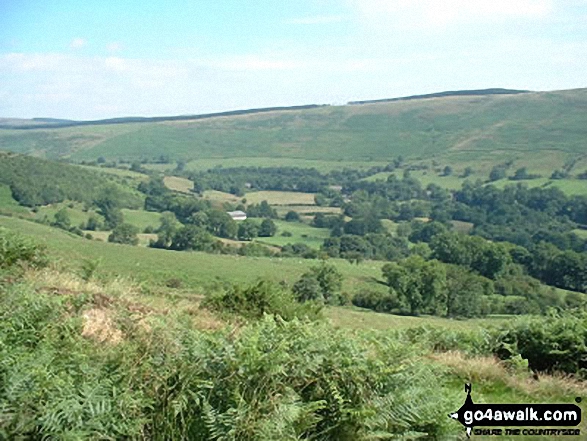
[[0, 184, 28, 215], [0, 216, 385, 296], [2, 89, 586, 170], [254, 219, 331, 249]]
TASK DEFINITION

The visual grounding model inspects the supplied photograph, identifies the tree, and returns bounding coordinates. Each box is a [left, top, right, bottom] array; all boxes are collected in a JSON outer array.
[[311, 262, 343, 304], [238, 220, 259, 241], [382, 256, 447, 316], [285, 211, 301, 222], [85, 214, 102, 231], [445, 265, 490, 318], [292, 273, 323, 303], [95, 189, 123, 229], [206, 210, 237, 239], [258, 219, 277, 237], [52, 208, 71, 230], [461, 167, 473, 178], [408, 221, 447, 243], [170, 225, 218, 251], [154, 212, 180, 248], [108, 223, 139, 245], [489, 166, 507, 182], [442, 166, 453, 176], [130, 161, 143, 173], [247, 200, 277, 218]]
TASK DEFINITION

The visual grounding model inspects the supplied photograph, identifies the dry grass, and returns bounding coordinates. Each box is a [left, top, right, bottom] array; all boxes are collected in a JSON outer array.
[[245, 191, 316, 206], [81, 308, 123, 344], [23, 266, 226, 334], [431, 351, 587, 399]]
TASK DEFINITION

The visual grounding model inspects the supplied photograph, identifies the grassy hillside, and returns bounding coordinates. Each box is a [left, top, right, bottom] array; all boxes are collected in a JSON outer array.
[[0, 215, 386, 296], [1, 89, 586, 171]]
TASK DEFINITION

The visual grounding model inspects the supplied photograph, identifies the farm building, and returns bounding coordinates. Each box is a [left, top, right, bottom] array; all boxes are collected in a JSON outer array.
[[227, 210, 247, 221]]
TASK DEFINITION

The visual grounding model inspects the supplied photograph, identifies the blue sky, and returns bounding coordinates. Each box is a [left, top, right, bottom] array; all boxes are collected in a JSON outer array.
[[1, 0, 586, 119]]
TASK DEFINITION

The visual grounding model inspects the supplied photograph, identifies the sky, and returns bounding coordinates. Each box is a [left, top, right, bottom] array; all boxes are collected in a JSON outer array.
[[0, 0, 586, 120]]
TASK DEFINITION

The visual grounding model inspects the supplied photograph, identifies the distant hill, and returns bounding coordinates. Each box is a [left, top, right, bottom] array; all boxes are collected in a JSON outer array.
[[347, 88, 530, 105], [0, 88, 586, 172], [1, 104, 327, 130]]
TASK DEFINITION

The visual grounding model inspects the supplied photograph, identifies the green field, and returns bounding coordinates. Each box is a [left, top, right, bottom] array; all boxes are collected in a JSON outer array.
[[32, 202, 93, 227], [163, 175, 193, 193], [121, 208, 161, 231], [0, 215, 385, 295], [254, 219, 331, 249], [2, 89, 587, 174], [201, 189, 242, 206], [0, 184, 28, 215], [491, 177, 587, 195]]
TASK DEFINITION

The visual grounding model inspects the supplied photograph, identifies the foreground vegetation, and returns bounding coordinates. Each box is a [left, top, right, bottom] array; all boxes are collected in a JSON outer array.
[[1, 228, 586, 440]]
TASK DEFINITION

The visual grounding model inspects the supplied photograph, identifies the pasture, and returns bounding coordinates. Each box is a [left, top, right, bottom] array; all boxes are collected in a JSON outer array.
[[0, 215, 386, 295], [253, 219, 331, 249], [163, 175, 193, 193]]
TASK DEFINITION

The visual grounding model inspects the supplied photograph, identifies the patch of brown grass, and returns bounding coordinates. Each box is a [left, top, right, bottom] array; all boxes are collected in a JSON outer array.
[[81, 308, 123, 344], [431, 351, 587, 398]]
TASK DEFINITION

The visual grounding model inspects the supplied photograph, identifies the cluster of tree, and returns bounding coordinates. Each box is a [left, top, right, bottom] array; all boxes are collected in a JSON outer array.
[[321, 234, 410, 263], [280, 242, 321, 259], [488, 162, 513, 181], [140, 178, 211, 222], [189, 167, 332, 195], [312, 213, 345, 230], [0, 153, 142, 208], [292, 263, 345, 305], [108, 223, 140, 245], [149, 210, 278, 251], [314, 187, 345, 207], [353, 255, 581, 318], [343, 173, 426, 202], [525, 242, 587, 293], [509, 167, 541, 181], [443, 183, 587, 253], [428, 231, 511, 279], [246, 200, 277, 218], [410, 226, 587, 294], [187, 166, 393, 196]]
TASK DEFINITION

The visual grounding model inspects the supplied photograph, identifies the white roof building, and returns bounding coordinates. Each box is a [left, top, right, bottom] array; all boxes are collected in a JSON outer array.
[[227, 210, 247, 221]]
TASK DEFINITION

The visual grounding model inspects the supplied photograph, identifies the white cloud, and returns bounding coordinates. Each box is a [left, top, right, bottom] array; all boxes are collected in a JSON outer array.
[[1, 53, 66, 71], [106, 42, 122, 52], [287, 15, 345, 25], [205, 55, 303, 71], [70, 38, 86, 49], [350, 0, 554, 29]]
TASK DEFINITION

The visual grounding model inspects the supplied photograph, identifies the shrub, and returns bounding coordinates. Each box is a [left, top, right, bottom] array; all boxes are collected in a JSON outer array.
[[293, 263, 344, 305], [108, 223, 139, 245], [492, 312, 587, 376], [0, 228, 47, 269], [203, 279, 323, 321]]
